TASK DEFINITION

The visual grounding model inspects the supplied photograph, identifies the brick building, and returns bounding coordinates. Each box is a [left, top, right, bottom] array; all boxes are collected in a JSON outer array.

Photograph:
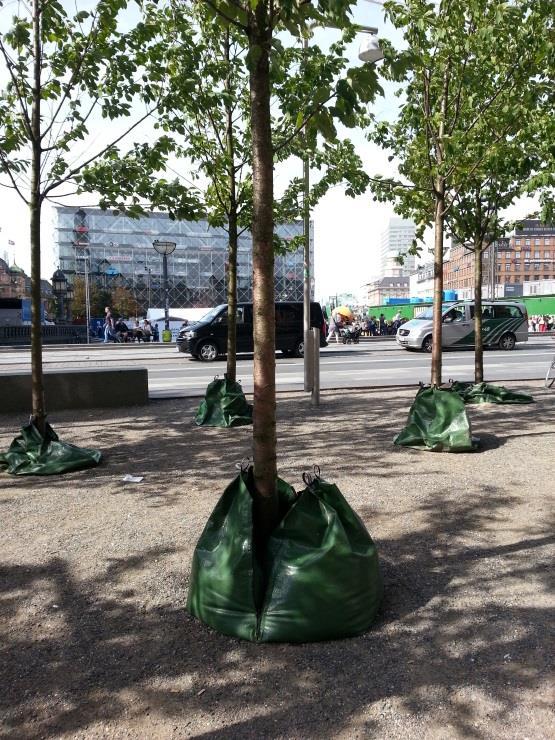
[[0, 259, 28, 299], [444, 220, 555, 297]]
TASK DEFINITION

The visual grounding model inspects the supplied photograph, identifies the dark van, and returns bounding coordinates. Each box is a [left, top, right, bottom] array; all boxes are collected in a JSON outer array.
[[177, 302, 328, 361]]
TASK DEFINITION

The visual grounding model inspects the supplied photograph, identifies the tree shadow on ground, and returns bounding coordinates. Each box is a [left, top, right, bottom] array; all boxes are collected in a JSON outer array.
[[1, 482, 553, 739], [0, 385, 553, 505]]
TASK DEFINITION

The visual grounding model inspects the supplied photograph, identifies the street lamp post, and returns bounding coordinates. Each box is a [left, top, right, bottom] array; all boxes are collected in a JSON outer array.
[[152, 239, 176, 340], [302, 24, 383, 391], [51, 269, 67, 323]]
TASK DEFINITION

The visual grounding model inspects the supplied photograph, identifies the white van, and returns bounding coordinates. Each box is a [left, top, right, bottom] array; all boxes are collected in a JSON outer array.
[[396, 301, 528, 352]]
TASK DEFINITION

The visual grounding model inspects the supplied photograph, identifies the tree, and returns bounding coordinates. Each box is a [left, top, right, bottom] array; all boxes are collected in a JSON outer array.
[[111, 285, 139, 318], [0, 0, 199, 432], [370, 0, 553, 386], [82, 1, 375, 385], [204, 0, 367, 541]]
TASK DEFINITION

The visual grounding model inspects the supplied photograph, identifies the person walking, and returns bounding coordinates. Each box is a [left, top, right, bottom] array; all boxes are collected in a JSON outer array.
[[103, 306, 114, 343], [326, 314, 342, 344]]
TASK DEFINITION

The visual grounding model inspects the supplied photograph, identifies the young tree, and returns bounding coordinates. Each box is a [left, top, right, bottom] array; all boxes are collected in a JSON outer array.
[[203, 0, 367, 539], [0, 0, 198, 433], [82, 1, 375, 386], [370, 0, 552, 387]]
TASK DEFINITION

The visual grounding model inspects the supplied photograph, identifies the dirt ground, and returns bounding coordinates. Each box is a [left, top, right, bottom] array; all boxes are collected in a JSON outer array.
[[0, 382, 553, 740]]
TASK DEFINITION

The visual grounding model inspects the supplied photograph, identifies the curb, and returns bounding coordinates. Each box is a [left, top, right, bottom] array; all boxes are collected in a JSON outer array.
[[149, 377, 548, 401]]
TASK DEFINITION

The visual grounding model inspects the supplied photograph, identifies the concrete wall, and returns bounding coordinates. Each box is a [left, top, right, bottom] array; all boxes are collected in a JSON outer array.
[[0, 368, 148, 413]]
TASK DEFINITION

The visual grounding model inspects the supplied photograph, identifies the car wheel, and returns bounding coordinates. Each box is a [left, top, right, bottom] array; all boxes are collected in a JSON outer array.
[[422, 335, 433, 353], [294, 339, 304, 358], [198, 340, 219, 361], [498, 332, 516, 350]]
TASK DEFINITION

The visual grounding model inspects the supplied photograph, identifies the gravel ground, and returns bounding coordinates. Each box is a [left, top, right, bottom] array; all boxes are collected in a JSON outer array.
[[0, 382, 553, 740]]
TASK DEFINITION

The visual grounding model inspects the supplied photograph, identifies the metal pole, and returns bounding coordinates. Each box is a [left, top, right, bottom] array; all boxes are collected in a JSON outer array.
[[84, 253, 91, 343], [163, 252, 170, 331], [303, 35, 313, 392], [311, 327, 320, 406]]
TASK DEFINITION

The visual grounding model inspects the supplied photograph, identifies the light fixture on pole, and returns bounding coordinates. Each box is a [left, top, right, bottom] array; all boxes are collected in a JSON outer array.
[[357, 29, 384, 63], [152, 239, 176, 339]]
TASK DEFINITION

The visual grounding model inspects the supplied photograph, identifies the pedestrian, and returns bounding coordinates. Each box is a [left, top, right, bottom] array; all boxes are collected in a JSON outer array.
[[326, 314, 342, 344], [379, 313, 386, 336], [103, 306, 114, 343], [153, 323, 160, 342], [142, 319, 152, 342]]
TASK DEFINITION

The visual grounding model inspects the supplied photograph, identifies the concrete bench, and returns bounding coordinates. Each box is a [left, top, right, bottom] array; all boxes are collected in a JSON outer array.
[[0, 368, 148, 413]]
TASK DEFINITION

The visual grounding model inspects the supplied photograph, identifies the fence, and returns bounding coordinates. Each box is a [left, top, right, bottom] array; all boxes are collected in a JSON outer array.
[[0, 325, 88, 346]]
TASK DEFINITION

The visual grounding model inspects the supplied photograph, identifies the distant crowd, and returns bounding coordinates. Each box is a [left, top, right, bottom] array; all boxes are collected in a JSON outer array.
[[351, 311, 409, 337], [529, 315, 555, 332], [101, 307, 159, 343]]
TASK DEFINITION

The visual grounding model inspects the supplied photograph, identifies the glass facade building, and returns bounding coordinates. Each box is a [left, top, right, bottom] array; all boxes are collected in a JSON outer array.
[[53, 207, 314, 312]]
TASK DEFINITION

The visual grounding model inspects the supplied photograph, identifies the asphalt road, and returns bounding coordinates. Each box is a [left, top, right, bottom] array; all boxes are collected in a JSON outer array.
[[1, 336, 553, 397]]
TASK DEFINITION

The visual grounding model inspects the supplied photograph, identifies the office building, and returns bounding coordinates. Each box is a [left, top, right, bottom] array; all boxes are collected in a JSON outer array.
[[364, 276, 410, 305], [379, 218, 416, 277], [53, 207, 313, 312]]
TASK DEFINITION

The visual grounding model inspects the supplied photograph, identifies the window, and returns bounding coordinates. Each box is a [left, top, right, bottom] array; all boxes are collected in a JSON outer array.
[[534, 251, 540, 258], [545, 239, 550, 245], [525, 239, 531, 245], [524, 275, 530, 280], [545, 252, 550, 258], [494, 305, 522, 319], [525, 251, 531, 258], [515, 239, 521, 245], [535, 238, 540, 245], [534, 263, 540, 270]]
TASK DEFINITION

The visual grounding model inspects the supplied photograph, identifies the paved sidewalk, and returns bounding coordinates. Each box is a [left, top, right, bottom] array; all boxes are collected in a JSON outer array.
[[0, 382, 553, 739]]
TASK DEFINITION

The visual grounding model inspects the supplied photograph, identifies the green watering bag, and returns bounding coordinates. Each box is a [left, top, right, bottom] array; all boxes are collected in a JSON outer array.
[[448, 381, 534, 405], [187, 468, 382, 643], [0, 422, 102, 476], [195, 377, 252, 427], [394, 386, 477, 452]]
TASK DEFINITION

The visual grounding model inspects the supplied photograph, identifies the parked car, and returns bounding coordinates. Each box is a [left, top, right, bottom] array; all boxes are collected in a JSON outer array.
[[396, 301, 529, 352], [177, 302, 328, 361]]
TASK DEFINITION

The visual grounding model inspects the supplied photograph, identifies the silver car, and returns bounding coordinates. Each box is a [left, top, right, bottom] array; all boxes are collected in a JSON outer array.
[[396, 301, 529, 352]]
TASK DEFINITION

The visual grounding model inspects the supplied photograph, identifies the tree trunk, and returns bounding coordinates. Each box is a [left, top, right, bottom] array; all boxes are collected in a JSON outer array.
[[431, 179, 445, 387], [226, 206, 238, 382], [248, 4, 279, 542], [30, 0, 46, 434], [474, 237, 484, 383], [225, 30, 238, 383]]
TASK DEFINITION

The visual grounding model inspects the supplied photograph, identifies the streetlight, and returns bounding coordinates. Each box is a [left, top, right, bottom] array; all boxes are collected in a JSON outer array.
[[302, 24, 383, 392], [152, 239, 176, 340], [51, 269, 67, 323]]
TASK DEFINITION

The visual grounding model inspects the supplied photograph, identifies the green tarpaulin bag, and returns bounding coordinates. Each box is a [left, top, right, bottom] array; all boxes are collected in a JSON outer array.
[[394, 386, 477, 452], [0, 421, 102, 476], [195, 377, 252, 427], [187, 468, 382, 643], [259, 474, 383, 642], [448, 381, 534, 405]]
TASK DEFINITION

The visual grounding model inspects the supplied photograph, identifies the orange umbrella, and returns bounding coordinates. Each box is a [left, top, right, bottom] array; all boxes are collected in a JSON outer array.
[[333, 305, 353, 321]]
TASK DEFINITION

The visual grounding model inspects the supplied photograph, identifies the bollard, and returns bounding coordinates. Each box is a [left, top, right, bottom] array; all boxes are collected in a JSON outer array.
[[304, 328, 314, 392], [311, 327, 320, 406]]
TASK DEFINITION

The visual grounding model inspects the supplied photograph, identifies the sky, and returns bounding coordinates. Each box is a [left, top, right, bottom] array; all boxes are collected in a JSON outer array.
[[0, 0, 540, 304]]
